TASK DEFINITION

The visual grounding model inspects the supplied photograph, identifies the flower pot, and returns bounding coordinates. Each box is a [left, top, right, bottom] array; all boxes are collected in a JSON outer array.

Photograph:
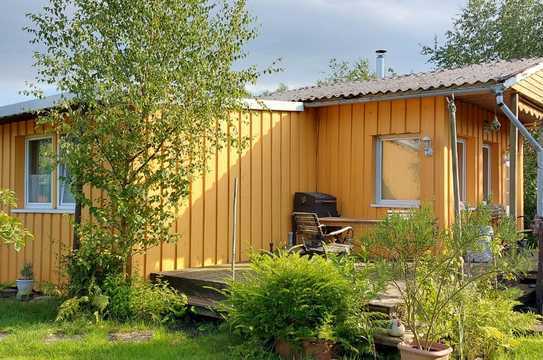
[[15, 279, 33, 300], [398, 342, 452, 360], [302, 339, 333, 360], [275, 339, 302, 359]]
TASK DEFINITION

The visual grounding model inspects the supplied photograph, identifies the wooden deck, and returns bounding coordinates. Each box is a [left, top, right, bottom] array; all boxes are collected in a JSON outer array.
[[152, 263, 402, 318], [151, 264, 252, 317]]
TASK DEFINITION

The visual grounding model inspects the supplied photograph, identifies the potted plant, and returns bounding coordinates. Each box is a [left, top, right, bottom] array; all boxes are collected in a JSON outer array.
[[365, 206, 522, 360], [16, 263, 33, 300]]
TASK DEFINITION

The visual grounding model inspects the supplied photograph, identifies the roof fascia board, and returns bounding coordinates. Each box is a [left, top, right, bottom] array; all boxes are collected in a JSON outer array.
[[503, 62, 543, 89], [303, 85, 498, 108], [243, 98, 304, 112]]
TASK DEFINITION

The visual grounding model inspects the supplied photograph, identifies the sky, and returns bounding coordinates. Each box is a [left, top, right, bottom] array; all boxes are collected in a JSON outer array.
[[0, 0, 466, 106]]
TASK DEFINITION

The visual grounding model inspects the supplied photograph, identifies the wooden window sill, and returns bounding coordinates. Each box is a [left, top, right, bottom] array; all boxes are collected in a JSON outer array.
[[11, 208, 75, 214]]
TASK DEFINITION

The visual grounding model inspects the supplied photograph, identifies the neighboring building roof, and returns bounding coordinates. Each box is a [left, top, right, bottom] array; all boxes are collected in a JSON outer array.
[[265, 58, 543, 103]]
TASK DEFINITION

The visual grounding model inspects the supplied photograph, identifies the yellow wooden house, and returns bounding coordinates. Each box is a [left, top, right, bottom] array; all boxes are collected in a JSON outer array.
[[1, 57, 543, 284]]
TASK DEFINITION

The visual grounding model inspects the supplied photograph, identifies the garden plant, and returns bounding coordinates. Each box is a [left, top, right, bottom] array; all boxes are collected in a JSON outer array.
[[221, 252, 387, 358], [364, 205, 538, 359]]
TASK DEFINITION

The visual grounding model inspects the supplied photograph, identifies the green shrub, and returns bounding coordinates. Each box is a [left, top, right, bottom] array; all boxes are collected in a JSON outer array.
[[64, 237, 124, 297], [104, 274, 187, 324], [57, 274, 187, 324], [447, 285, 539, 359], [221, 252, 384, 355]]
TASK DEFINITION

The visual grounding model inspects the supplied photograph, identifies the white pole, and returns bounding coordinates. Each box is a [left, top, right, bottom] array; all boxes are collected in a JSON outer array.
[[231, 177, 238, 280]]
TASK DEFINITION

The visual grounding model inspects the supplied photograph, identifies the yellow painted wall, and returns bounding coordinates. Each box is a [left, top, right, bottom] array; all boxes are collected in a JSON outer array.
[[0, 97, 521, 284], [0, 109, 318, 282], [315, 97, 518, 229]]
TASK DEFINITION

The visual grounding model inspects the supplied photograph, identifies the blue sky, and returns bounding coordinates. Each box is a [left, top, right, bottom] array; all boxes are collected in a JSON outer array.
[[0, 0, 465, 106]]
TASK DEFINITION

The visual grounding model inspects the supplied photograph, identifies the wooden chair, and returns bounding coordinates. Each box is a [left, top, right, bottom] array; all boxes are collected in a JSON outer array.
[[289, 212, 353, 257]]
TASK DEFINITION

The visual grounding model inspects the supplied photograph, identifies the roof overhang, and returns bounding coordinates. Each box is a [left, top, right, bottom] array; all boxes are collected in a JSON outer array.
[[0, 94, 304, 122], [303, 84, 498, 108]]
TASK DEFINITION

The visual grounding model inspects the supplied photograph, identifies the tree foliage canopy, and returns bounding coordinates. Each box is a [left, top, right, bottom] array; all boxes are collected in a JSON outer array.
[[422, 0, 543, 69], [317, 57, 376, 86], [26, 0, 259, 276]]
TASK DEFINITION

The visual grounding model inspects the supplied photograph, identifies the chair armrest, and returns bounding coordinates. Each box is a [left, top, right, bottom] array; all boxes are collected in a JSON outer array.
[[327, 226, 353, 237]]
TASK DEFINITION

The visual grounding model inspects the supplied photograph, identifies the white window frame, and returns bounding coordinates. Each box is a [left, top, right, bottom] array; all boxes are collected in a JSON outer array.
[[25, 135, 53, 209], [482, 144, 492, 202], [56, 141, 75, 211], [457, 139, 467, 203], [375, 135, 421, 208]]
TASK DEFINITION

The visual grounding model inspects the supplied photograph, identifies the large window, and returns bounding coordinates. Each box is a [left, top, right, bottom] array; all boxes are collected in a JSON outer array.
[[23, 135, 75, 211], [482, 144, 491, 202], [25, 137, 53, 208], [375, 136, 421, 207]]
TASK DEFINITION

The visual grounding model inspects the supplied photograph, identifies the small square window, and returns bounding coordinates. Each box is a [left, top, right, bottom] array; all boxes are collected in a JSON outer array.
[[375, 136, 421, 207], [25, 136, 53, 208]]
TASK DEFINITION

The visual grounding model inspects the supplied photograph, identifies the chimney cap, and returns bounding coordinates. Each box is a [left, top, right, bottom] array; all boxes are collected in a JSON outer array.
[[376, 49, 387, 54]]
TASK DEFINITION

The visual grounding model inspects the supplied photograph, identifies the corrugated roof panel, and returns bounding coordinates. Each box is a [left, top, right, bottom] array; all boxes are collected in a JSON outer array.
[[265, 58, 543, 102]]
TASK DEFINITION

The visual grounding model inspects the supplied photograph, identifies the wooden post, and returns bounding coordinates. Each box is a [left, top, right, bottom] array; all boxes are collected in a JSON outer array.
[[447, 96, 461, 224], [509, 94, 519, 219], [231, 177, 238, 280], [536, 126, 543, 313], [533, 217, 543, 313]]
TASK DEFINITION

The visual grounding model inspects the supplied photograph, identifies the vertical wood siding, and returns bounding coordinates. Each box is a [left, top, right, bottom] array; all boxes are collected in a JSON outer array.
[[315, 97, 517, 229], [0, 119, 73, 285], [0, 109, 318, 282], [0, 97, 522, 283]]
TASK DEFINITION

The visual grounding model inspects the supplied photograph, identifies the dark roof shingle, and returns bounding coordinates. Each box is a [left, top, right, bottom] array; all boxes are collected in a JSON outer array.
[[265, 58, 543, 103]]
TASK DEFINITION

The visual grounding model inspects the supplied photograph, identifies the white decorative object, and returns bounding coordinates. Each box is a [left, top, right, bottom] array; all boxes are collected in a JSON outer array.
[[388, 319, 405, 337]]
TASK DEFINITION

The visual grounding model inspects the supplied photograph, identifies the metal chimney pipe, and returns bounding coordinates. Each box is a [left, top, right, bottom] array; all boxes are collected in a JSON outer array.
[[376, 49, 387, 79]]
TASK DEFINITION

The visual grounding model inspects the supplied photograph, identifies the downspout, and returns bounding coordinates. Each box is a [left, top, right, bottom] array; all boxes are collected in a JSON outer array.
[[447, 95, 462, 224], [496, 92, 542, 152], [496, 89, 543, 314]]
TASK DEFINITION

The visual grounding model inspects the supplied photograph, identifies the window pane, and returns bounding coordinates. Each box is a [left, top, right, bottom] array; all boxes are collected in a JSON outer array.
[[59, 164, 75, 206], [27, 138, 52, 204], [457, 141, 465, 201], [483, 146, 491, 201], [381, 138, 420, 201]]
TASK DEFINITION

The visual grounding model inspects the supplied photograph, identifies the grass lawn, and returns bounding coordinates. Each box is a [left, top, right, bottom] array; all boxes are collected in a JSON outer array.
[[2, 297, 542, 360], [495, 336, 543, 360], [0, 298, 274, 360]]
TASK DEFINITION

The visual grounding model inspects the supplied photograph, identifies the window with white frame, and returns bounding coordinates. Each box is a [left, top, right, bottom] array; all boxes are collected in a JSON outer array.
[[457, 139, 467, 202], [375, 136, 421, 207], [25, 136, 53, 208], [482, 144, 491, 202]]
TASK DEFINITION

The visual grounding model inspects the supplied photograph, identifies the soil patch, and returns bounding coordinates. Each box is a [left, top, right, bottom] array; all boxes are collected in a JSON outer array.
[[108, 331, 153, 343], [44, 333, 84, 343]]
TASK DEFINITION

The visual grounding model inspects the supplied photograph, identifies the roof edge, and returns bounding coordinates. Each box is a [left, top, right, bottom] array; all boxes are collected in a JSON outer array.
[[303, 84, 498, 108], [503, 62, 543, 89], [0, 94, 304, 120]]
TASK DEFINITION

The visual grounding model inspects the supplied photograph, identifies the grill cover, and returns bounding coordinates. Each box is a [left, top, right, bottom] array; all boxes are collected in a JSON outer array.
[[293, 192, 340, 218]]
